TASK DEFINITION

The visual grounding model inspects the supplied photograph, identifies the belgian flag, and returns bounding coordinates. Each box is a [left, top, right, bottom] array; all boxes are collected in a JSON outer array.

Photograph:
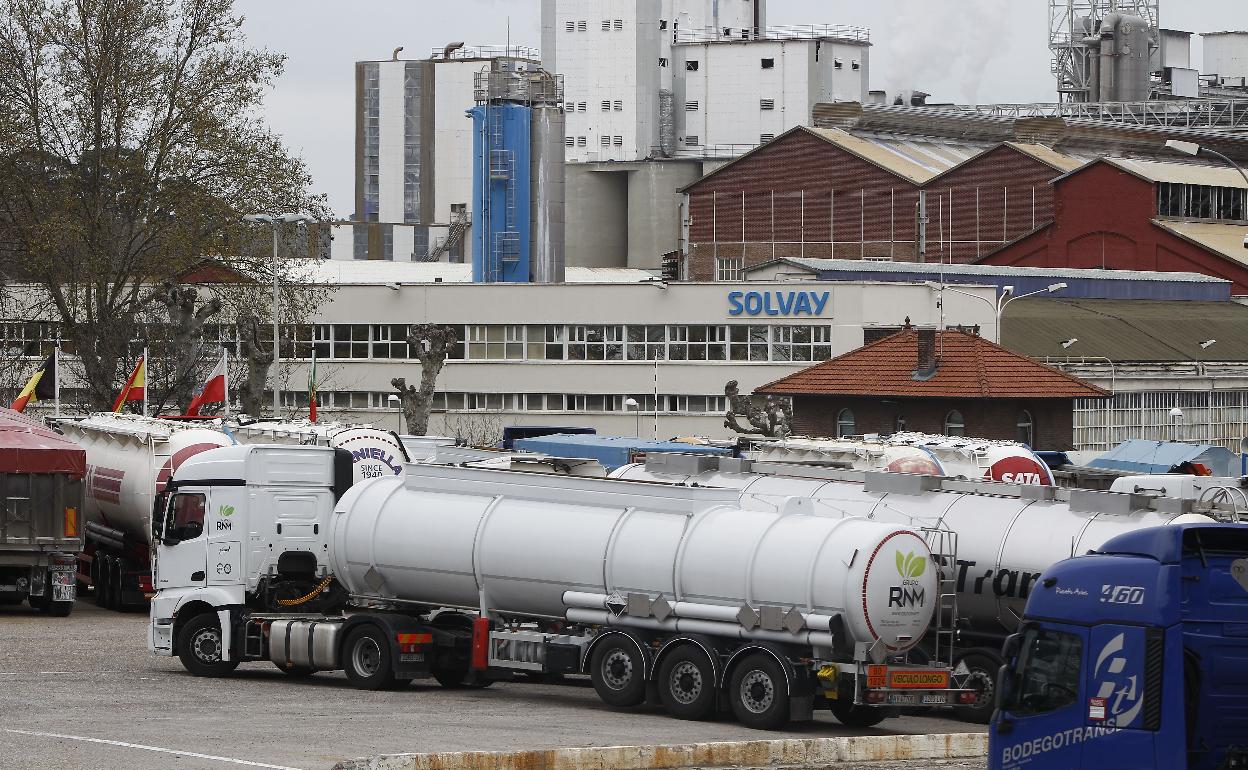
[[11, 354, 56, 413]]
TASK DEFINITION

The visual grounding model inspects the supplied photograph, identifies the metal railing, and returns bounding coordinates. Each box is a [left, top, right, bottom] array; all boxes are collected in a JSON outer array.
[[674, 23, 870, 45], [935, 99, 1248, 131], [429, 45, 540, 61]]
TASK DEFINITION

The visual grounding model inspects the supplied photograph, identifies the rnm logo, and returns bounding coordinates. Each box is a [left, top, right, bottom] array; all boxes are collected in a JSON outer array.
[[889, 550, 928, 608]]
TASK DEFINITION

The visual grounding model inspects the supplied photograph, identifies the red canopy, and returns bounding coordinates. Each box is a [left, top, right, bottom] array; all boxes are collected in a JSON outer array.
[[0, 407, 86, 477]]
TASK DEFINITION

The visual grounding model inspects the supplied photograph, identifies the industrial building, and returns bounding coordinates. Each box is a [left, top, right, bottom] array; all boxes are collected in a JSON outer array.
[[674, 103, 1248, 282]]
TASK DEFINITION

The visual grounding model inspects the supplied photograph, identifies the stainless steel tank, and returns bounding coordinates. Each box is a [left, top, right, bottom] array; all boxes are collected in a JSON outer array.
[[529, 103, 565, 283], [610, 461, 1212, 635], [329, 464, 939, 652]]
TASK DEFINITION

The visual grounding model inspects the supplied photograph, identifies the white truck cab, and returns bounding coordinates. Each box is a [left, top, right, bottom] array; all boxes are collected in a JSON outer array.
[[149, 445, 344, 663]]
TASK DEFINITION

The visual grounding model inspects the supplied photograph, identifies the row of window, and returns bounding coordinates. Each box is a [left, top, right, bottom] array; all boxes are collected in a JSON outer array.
[[686, 99, 776, 111], [1157, 181, 1246, 222], [564, 20, 625, 32], [279, 390, 728, 415], [833, 409, 1036, 445], [565, 136, 625, 148], [565, 101, 624, 112]]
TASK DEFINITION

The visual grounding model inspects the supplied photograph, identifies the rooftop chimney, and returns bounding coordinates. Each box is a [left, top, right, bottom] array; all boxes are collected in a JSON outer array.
[[913, 328, 939, 381]]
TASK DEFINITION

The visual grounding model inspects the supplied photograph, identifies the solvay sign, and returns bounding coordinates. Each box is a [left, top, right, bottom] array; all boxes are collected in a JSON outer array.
[[728, 290, 831, 317]]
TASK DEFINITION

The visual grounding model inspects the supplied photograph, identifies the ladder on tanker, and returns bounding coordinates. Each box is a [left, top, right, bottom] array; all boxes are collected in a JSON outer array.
[[920, 526, 959, 670]]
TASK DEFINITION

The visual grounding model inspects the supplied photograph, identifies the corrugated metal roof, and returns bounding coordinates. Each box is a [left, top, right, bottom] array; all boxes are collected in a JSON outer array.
[[1102, 157, 1248, 189], [1000, 298, 1248, 361], [805, 128, 986, 184], [1153, 220, 1248, 266], [748, 257, 1228, 283], [285, 260, 655, 285], [1003, 142, 1086, 172]]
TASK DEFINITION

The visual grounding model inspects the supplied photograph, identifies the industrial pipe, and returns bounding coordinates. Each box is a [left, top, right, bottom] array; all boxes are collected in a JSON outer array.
[[565, 608, 839, 649], [561, 592, 840, 634]]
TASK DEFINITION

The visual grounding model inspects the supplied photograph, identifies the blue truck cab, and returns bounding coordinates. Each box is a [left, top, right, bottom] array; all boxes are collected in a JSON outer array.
[[989, 524, 1248, 770]]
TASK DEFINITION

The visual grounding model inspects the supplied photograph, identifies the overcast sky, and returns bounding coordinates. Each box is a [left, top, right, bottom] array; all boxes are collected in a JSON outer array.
[[234, 0, 1245, 218]]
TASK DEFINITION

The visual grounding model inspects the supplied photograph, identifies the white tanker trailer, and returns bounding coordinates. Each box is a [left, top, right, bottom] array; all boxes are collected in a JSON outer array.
[[148, 445, 971, 730], [610, 453, 1217, 721], [57, 413, 233, 610], [228, 420, 409, 483], [745, 433, 1054, 485]]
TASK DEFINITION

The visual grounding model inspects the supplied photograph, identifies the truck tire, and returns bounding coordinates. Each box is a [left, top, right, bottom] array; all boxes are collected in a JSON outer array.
[[657, 645, 718, 721], [728, 652, 790, 730], [589, 636, 647, 707], [274, 663, 317, 677], [105, 560, 122, 611], [954, 649, 1003, 724], [177, 614, 240, 677], [40, 599, 74, 617], [829, 700, 892, 727], [343, 625, 401, 690], [92, 558, 108, 607]]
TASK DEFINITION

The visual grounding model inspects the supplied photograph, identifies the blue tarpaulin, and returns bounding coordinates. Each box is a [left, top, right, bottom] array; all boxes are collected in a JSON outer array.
[[513, 434, 730, 471], [1088, 440, 1238, 477]]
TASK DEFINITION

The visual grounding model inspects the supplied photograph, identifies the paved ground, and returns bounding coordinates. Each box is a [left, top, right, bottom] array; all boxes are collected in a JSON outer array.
[[0, 601, 985, 770]]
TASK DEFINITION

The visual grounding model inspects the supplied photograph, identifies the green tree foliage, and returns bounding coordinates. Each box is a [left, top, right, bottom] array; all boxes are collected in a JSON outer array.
[[0, 0, 329, 410]]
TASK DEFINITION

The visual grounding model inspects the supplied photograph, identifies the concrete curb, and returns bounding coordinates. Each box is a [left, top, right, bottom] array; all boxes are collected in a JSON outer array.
[[331, 733, 987, 770]]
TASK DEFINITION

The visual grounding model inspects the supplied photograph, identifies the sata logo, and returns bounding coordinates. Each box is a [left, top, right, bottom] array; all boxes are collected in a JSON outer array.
[[988, 456, 1050, 485]]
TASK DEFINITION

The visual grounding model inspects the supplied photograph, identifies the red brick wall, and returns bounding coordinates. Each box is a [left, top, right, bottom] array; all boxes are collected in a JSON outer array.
[[923, 146, 1063, 264], [789, 395, 1076, 450], [980, 162, 1248, 293]]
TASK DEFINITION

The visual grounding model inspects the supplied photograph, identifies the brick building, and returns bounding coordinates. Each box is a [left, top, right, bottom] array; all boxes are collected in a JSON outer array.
[[978, 157, 1248, 293], [755, 326, 1109, 450]]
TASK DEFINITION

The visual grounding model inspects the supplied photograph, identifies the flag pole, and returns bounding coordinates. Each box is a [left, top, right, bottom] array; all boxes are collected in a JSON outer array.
[[53, 339, 60, 418], [222, 348, 230, 418], [142, 346, 149, 417]]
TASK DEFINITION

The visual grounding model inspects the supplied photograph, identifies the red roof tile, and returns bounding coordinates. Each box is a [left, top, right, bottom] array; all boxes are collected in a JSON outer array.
[[757, 329, 1110, 399]]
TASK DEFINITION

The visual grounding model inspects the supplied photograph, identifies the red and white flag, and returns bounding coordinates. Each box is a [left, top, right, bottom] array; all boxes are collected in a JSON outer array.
[[187, 352, 227, 416]]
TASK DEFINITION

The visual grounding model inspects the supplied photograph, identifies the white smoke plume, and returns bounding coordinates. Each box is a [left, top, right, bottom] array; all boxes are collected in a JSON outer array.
[[885, 0, 1013, 105]]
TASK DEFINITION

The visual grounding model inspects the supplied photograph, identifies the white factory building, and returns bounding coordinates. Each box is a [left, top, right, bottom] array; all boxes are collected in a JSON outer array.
[[259, 261, 996, 438]]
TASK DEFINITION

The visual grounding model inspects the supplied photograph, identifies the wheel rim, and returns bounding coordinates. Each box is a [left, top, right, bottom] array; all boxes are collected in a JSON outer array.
[[967, 670, 994, 707], [191, 628, 222, 663], [352, 637, 382, 678], [601, 649, 633, 690], [669, 661, 704, 705], [739, 669, 775, 714]]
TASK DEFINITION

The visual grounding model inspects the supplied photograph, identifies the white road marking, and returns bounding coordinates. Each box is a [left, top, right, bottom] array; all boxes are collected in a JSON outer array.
[[2, 729, 305, 770]]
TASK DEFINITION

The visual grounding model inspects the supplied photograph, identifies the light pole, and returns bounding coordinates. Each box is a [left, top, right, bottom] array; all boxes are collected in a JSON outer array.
[[243, 212, 314, 417], [388, 394, 403, 435], [1165, 140, 1248, 188], [624, 397, 640, 437], [1169, 407, 1184, 443], [938, 282, 1066, 344]]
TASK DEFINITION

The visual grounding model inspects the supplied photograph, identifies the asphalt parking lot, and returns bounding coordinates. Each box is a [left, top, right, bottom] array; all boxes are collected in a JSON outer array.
[[0, 601, 985, 770]]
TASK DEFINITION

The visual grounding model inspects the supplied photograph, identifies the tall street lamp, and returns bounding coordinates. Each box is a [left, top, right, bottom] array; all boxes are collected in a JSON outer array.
[[1165, 140, 1248, 188], [243, 212, 314, 417], [939, 281, 1066, 344], [624, 397, 640, 437]]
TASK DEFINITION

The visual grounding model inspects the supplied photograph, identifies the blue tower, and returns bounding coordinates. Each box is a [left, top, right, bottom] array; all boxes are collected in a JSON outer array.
[[470, 65, 565, 283]]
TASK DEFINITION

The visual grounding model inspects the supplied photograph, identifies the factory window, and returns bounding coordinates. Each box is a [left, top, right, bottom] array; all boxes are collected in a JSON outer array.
[[685, 135, 700, 146], [729, 326, 770, 361], [659, 57, 668, 67], [613, 136, 623, 146], [760, 99, 775, 110], [600, 135, 611, 147], [761, 58, 774, 69], [333, 325, 371, 359], [833, 58, 843, 69], [1157, 182, 1246, 221], [601, 20, 610, 31], [760, 133, 775, 143], [466, 393, 505, 411], [836, 409, 856, 438], [464, 325, 524, 360], [852, 61, 861, 70], [685, 100, 699, 111], [601, 100, 611, 111], [613, 100, 623, 111], [371, 324, 411, 359], [715, 256, 745, 282], [565, 101, 574, 111], [564, 136, 574, 148], [772, 325, 832, 362], [667, 325, 727, 361], [577, 136, 586, 147], [627, 326, 667, 361], [1017, 410, 1035, 447], [945, 410, 966, 437], [686, 60, 699, 71], [577, 20, 586, 32], [614, 19, 623, 30], [568, 325, 625, 361], [659, 19, 668, 30], [577, 102, 587, 111], [565, 21, 574, 32]]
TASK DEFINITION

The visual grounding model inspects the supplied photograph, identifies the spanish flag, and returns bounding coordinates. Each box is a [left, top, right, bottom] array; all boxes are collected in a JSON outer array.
[[112, 355, 146, 413], [11, 354, 56, 413]]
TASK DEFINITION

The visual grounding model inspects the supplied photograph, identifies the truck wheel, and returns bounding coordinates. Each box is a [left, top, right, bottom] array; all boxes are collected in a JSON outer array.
[[105, 560, 122, 611], [177, 614, 239, 677], [829, 699, 892, 727], [343, 625, 399, 690], [657, 645, 718, 721], [589, 637, 647, 707], [728, 652, 790, 730], [40, 599, 74, 617], [274, 663, 317, 678], [955, 650, 1002, 725], [92, 558, 108, 607]]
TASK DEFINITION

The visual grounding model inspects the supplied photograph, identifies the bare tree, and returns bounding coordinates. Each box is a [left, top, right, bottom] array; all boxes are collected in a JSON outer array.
[[444, 412, 505, 447], [0, 0, 329, 410], [149, 282, 222, 412], [392, 324, 457, 435], [723, 380, 793, 438]]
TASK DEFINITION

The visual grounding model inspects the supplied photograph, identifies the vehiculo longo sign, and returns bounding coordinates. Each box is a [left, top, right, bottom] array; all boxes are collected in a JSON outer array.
[[728, 290, 831, 317]]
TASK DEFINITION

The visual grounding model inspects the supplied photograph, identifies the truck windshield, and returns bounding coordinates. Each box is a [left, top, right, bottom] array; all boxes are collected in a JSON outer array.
[[1003, 626, 1082, 716]]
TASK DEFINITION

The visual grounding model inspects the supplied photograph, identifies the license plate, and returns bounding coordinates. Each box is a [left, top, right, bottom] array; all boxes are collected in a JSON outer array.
[[53, 584, 74, 602], [921, 693, 948, 705], [51, 571, 74, 586], [399, 653, 425, 663], [890, 693, 920, 706]]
